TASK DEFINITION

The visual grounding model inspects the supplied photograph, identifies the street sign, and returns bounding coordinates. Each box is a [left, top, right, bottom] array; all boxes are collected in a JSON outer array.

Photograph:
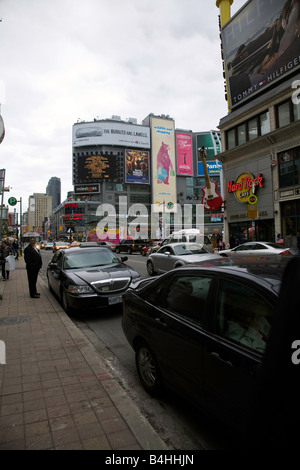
[[8, 197, 17, 206]]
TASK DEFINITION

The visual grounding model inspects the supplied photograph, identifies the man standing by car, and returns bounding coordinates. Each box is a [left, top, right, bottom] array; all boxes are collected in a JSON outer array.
[[24, 236, 42, 298]]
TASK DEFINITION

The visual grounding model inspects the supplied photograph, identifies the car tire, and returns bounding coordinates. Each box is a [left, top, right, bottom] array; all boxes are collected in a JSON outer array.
[[147, 260, 156, 276], [115, 248, 120, 254], [141, 250, 146, 256], [135, 341, 163, 396], [127, 248, 132, 254]]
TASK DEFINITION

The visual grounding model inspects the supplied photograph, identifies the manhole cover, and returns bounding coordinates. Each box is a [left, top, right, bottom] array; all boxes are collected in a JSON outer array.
[[0, 316, 31, 326]]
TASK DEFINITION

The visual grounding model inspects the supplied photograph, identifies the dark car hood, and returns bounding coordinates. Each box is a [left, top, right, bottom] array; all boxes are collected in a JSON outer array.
[[67, 263, 139, 293]]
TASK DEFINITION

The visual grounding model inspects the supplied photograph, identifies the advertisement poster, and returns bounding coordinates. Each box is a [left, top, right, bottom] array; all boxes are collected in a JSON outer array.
[[221, 0, 300, 108], [151, 117, 176, 212], [176, 133, 193, 176], [125, 150, 150, 184]]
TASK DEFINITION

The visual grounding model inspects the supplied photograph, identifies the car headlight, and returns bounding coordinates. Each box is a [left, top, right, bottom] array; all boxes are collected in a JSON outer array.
[[67, 285, 94, 294]]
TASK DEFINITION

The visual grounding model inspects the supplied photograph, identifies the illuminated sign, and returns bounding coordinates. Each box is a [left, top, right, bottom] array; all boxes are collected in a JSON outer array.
[[226, 173, 263, 203]]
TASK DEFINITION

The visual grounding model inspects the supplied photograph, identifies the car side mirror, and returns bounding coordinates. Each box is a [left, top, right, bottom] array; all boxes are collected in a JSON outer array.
[[121, 256, 128, 262], [165, 251, 171, 256], [49, 262, 58, 269]]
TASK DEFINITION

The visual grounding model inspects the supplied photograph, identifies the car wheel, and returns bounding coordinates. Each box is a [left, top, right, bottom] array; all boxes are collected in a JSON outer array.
[[61, 289, 72, 315], [115, 248, 120, 253], [127, 248, 132, 254], [147, 260, 156, 276], [141, 250, 146, 256], [135, 341, 163, 396]]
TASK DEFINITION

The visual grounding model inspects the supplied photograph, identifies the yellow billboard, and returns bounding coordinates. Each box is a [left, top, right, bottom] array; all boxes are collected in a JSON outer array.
[[151, 117, 176, 212]]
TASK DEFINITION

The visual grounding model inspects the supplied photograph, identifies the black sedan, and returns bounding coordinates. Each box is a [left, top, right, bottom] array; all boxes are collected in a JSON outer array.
[[47, 246, 141, 313], [122, 262, 284, 432]]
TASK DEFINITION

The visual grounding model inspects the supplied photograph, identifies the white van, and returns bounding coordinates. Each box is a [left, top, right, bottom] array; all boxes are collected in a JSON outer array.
[[161, 229, 214, 253]]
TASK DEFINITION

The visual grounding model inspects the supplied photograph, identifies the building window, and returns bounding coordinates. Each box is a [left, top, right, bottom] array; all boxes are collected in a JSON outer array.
[[277, 101, 291, 127], [248, 118, 258, 141], [237, 123, 247, 145], [278, 146, 300, 188], [227, 128, 236, 149], [260, 111, 270, 135], [226, 110, 270, 150]]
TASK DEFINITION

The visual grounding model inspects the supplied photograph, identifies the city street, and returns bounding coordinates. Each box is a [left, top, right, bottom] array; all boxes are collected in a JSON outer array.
[[39, 249, 233, 450]]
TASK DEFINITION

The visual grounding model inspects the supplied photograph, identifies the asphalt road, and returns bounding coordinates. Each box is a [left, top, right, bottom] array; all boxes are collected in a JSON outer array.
[[39, 249, 233, 450]]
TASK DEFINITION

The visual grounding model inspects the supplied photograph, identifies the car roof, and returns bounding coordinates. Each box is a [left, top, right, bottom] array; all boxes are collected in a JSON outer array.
[[62, 246, 111, 253], [175, 262, 284, 293]]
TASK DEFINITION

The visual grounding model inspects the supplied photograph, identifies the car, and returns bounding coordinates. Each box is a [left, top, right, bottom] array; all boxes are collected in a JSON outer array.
[[146, 242, 221, 276], [121, 261, 285, 433], [140, 240, 161, 256], [44, 242, 54, 250], [69, 241, 116, 250], [114, 239, 148, 254], [158, 232, 214, 253], [219, 241, 297, 261], [40, 240, 47, 249], [47, 246, 141, 314], [53, 241, 70, 251]]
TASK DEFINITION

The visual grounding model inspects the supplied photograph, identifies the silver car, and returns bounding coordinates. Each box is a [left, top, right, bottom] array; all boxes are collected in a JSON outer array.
[[220, 241, 297, 262], [146, 242, 220, 276]]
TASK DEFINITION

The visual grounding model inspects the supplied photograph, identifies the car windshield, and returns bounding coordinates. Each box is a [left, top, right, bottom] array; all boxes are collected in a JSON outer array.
[[63, 250, 120, 269], [173, 244, 208, 256]]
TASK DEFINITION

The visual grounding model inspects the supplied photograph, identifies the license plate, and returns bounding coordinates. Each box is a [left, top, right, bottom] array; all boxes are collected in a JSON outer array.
[[108, 295, 123, 305]]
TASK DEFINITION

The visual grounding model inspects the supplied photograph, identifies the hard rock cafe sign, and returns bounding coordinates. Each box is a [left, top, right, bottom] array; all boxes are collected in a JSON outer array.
[[226, 172, 264, 203]]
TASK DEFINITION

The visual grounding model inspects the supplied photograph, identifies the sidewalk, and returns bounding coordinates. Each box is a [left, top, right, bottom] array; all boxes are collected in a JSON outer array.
[[0, 256, 168, 450]]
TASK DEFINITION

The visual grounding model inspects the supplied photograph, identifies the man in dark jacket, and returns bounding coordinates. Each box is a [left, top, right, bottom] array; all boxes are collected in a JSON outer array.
[[24, 237, 42, 298]]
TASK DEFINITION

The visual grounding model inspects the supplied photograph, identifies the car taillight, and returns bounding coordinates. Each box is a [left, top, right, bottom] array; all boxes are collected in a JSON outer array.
[[280, 249, 291, 255]]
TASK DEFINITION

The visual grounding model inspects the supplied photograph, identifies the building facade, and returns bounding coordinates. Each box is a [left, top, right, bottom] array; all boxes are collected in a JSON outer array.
[[217, 0, 300, 249], [47, 115, 224, 241], [46, 177, 61, 211], [27, 193, 52, 234]]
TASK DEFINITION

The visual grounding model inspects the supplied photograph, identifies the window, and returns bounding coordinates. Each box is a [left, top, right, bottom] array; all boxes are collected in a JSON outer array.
[[277, 101, 291, 127], [164, 275, 212, 324], [216, 280, 272, 354], [248, 118, 258, 141], [237, 123, 247, 145], [227, 128, 236, 149], [293, 101, 300, 121], [260, 111, 270, 135], [226, 110, 270, 149]]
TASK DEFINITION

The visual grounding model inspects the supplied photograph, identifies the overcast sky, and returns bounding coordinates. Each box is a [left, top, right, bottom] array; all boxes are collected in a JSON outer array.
[[0, 0, 245, 212]]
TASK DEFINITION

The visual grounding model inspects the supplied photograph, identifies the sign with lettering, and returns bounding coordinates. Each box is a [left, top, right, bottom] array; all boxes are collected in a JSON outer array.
[[226, 172, 263, 203]]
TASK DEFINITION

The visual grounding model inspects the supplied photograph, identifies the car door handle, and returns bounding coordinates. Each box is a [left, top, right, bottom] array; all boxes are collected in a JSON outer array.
[[155, 317, 167, 327], [210, 351, 233, 367]]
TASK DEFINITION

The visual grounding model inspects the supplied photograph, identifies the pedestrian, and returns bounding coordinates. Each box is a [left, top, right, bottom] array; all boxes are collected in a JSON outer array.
[[12, 239, 19, 260], [5, 250, 15, 279], [24, 236, 42, 298], [0, 240, 9, 281]]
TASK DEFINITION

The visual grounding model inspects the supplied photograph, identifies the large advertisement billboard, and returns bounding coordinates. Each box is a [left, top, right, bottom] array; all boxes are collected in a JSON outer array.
[[77, 154, 119, 181], [73, 121, 150, 148], [176, 133, 193, 176], [221, 0, 300, 109], [151, 117, 176, 212], [125, 150, 150, 184]]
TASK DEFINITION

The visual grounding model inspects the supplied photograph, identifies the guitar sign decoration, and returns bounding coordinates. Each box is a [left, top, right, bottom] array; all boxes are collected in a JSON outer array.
[[198, 147, 223, 211]]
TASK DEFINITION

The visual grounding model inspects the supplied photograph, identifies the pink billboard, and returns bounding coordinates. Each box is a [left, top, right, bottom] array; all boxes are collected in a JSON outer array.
[[176, 133, 193, 176]]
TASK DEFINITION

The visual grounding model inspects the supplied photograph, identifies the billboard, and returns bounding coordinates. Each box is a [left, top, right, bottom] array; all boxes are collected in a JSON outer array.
[[176, 133, 193, 176], [151, 117, 176, 212], [196, 132, 221, 158], [221, 0, 300, 108], [198, 160, 222, 177], [73, 121, 150, 148], [125, 150, 150, 184], [77, 154, 120, 181]]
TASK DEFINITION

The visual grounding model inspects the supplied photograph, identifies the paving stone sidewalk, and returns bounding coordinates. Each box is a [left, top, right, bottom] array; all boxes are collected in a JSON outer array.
[[0, 256, 168, 450]]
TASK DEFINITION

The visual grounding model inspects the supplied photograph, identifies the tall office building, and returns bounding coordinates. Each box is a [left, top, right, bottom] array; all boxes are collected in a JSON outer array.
[[46, 177, 61, 211]]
